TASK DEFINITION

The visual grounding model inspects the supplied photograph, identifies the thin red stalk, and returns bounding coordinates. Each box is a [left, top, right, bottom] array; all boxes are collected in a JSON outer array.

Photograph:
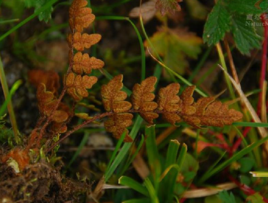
[[257, 14, 268, 115], [37, 88, 67, 146], [37, 29, 75, 146], [231, 126, 251, 155], [228, 175, 268, 202], [46, 111, 113, 152]]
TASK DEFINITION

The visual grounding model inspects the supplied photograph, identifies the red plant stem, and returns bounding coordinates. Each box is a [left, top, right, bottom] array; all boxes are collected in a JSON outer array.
[[46, 111, 113, 152], [37, 29, 76, 146], [231, 126, 251, 155], [37, 88, 67, 146], [228, 175, 268, 202], [257, 14, 268, 116]]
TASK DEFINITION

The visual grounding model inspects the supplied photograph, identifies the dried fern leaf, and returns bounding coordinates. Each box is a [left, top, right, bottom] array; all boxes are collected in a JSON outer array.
[[177, 86, 243, 127], [105, 113, 133, 142], [69, 32, 102, 51], [66, 72, 98, 101], [158, 83, 182, 125], [101, 75, 133, 141], [72, 52, 104, 74], [132, 76, 158, 124], [101, 75, 132, 113], [37, 84, 69, 124], [28, 70, 60, 94], [190, 98, 243, 127], [69, 0, 95, 32]]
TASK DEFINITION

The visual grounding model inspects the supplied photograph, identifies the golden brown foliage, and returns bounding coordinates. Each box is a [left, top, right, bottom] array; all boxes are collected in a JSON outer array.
[[132, 76, 158, 124], [101, 75, 243, 138], [68, 33, 102, 51], [73, 52, 104, 74], [66, 72, 98, 101], [66, 0, 104, 101], [28, 69, 60, 94], [69, 0, 95, 32], [101, 75, 133, 141], [158, 83, 182, 125]]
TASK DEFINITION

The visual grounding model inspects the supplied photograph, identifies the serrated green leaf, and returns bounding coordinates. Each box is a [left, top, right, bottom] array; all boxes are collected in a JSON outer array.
[[145, 27, 202, 75], [231, 14, 262, 55], [24, 0, 54, 22], [34, 0, 53, 22], [218, 190, 236, 203], [203, 0, 231, 46], [226, 0, 267, 14]]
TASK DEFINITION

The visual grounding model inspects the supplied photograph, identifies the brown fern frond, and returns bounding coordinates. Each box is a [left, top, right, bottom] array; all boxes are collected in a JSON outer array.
[[37, 84, 68, 123], [101, 75, 132, 113], [105, 113, 133, 142], [69, 0, 95, 32], [69, 32, 102, 51], [188, 98, 243, 127], [73, 52, 104, 74], [101, 75, 133, 141], [158, 83, 182, 125], [66, 72, 97, 101], [28, 70, 60, 94], [36, 84, 72, 134], [132, 76, 158, 124]]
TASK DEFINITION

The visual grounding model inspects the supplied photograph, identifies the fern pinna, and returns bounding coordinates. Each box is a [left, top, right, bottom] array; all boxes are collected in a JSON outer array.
[[2, 0, 242, 173]]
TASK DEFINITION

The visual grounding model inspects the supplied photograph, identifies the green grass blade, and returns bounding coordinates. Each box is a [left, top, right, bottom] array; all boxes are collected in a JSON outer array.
[[144, 178, 159, 203], [123, 198, 151, 203], [0, 0, 58, 41], [0, 80, 22, 116], [145, 125, 161, 192], [107, 131, 129, 172], [119, 176, 149, 196], [65, 132, 90, 169], [0, 19, 20, 24], [104, 116, 143, 182], [232, 122, 268, 127], [120, 135, 145, 176], [199, 135, 268, 183], [0, 57, 20, 143]]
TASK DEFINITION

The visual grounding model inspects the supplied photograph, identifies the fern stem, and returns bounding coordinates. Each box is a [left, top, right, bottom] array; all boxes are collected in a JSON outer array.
[[0, 57, 20, 144], [46, 111, 113, 152]]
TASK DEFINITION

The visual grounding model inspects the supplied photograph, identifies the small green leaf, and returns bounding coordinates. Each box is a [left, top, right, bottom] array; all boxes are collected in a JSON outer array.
[[203, 0, 231, 46], [24, 0, 54, 22], [218, 190, 236, 203], [237, 157, 255, 173], [119, 176, 149, 197], [246, 192, 265, 203], [230, 14, 262, 55], [205, 195, 223, 203]]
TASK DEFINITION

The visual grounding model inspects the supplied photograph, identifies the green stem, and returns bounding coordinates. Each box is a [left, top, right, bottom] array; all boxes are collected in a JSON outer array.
[[216, 43, 236, 101], [0, 0, 58, 41], [0, 57, 20, 144]]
